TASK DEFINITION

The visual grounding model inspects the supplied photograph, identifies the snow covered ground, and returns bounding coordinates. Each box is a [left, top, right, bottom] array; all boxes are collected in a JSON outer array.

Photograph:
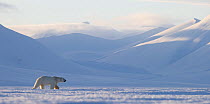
[[1, 87, 210, 104]]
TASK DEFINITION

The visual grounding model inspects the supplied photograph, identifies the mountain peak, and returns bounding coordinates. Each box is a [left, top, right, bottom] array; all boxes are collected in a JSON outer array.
[[186, 15, 210, 30], [0, 24, 5, 28], [193, 18, 200, 23]]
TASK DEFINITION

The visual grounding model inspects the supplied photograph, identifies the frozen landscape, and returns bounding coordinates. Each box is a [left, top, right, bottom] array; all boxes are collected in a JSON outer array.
[[1, 0, 210, 103], [1, 87, 210, 104], [1, 15, 210, 87]]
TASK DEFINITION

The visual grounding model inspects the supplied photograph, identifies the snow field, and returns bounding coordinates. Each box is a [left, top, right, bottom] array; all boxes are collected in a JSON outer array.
[[1, 87, 210, 104]]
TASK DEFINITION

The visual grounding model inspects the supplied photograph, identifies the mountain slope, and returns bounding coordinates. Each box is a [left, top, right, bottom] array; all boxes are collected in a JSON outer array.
[[0, 25, 160, 86], [37, 33, 128, 61], [117, 27, 167, 45], [37, 27, 167, 61], [163, 15, 210, 74], [37, 33, 124, 52], [0, 24, 86, 73], [137, 18, 200, 44], [99, 17, 206, 72], [158, 42, 210, 85]]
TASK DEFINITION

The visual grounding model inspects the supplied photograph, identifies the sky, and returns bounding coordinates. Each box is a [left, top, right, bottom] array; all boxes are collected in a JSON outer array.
[[0, 0, 210, 30]]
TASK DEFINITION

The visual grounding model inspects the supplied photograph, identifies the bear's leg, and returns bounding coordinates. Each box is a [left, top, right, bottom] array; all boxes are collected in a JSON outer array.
[[50, 84, 55, 89], [32, 83, 40, 89], [54, 85, 59, 89], [40, 84, 45, 89]]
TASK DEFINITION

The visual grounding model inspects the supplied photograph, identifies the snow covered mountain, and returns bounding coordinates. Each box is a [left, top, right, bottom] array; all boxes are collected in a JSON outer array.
[[0, 24, 86, 73], [37, 28, 167, 61], [2, 15, 210, 87], [117, 27, 167, 45], [99, 17, 207, 73], [0, 25, 159, 86], [97, 15, 210, 86], [8, 23, 125, 40], [158, 42, 210, 85], [165, 15, 210, 71], [136, 18, 200, 45], [37, 33, 126, 61]]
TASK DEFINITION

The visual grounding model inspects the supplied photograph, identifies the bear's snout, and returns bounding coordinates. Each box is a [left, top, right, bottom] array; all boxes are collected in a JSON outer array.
[[64, 79, 66, 82]]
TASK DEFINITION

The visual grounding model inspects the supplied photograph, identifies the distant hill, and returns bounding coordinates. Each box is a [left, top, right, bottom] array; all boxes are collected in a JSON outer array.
[[8, 23, 125, 40]]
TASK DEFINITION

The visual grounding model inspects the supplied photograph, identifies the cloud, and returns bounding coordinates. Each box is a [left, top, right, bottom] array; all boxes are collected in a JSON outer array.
[[137, 0, 210, 7], [0, 2, 16, 12], [106, 13, 176, 31]]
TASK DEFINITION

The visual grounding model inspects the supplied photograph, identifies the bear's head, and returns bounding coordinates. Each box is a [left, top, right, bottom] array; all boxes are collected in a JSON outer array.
[[54, 77, 67, 83]]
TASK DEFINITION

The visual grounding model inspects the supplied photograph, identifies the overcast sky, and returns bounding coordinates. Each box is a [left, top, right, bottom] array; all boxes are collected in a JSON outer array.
[[0, 0, 210, 30]]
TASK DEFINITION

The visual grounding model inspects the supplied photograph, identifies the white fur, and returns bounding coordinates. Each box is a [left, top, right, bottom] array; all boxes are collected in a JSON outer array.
[[32, 76, 66, 89]]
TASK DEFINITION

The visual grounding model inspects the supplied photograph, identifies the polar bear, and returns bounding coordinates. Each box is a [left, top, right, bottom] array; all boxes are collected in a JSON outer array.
[[32, 76, 66, 89]]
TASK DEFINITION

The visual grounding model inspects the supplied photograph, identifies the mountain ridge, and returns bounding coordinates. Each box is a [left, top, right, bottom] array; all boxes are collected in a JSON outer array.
[[99, 16, 208, 73]]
